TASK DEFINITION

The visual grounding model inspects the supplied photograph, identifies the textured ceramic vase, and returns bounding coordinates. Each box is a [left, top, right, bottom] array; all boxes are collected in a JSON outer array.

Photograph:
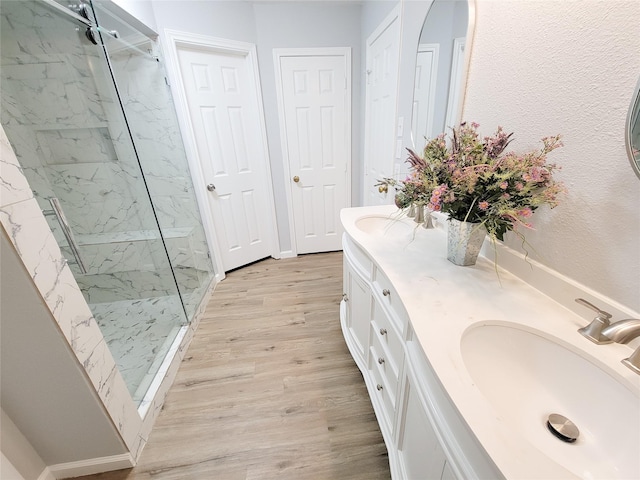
[[447, 218, 486, 266]]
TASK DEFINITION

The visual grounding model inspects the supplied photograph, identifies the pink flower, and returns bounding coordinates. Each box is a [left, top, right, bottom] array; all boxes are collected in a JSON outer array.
[[501, 193, 511, 200], [517, 207, 533, 218], [479, 201, 490, 211], [515, 182, 524, 191], [500, 181, 508, 190]]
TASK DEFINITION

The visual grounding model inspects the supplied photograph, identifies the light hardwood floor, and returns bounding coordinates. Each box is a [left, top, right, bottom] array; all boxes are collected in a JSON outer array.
[[76, 252, 390, 480]]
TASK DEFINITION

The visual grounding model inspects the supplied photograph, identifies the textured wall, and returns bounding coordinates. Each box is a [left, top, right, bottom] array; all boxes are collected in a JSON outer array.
[[463, 0, 640, 312]]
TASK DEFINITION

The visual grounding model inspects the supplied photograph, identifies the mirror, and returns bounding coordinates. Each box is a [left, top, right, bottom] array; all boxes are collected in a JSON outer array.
[[411, 0, 470, 147], [626, 76, 640, 179]]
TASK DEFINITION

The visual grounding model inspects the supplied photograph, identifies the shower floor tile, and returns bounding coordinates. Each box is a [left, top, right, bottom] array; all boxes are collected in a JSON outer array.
[[91, 295, 185, 403]]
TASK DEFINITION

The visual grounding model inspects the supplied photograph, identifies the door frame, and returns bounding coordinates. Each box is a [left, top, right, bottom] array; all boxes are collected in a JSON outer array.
[[273, 47, 352, 256], [162, 29, 280, 277], [363, 5, 401, 206], [413, 43, 439, 146], [444, 37, 467, 132]]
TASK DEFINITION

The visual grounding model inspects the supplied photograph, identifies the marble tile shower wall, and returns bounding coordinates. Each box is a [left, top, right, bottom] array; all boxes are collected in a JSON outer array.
[[1, 3, 212, 312], [108, 47, 211, 274], [0, 124, 145, 460], [0, 6, 170, 281]]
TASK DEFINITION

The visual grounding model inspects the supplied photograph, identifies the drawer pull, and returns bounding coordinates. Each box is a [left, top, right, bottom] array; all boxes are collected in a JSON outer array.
[[378, 357, 385, 365], [376, 384, 384, 391], [382, 288, 390, 297], [379, 328, 387, 336]]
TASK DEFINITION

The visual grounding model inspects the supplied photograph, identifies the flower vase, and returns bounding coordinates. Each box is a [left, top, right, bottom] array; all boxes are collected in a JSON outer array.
[[422, 208, 434, 229], [446, 218, 486, 266], [407, 203, 416, 218], [413, 203, 424, 223]]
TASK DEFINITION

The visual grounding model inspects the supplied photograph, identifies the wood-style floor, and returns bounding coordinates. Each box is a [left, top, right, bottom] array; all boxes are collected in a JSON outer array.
[[76, 252, 390, 480]]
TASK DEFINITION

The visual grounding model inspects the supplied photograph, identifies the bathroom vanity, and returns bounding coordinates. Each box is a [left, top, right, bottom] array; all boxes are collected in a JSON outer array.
[[340, 205, 640, 479]]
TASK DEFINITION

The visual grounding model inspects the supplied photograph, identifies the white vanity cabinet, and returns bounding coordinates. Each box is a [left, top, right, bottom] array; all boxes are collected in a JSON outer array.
[[341, 240, 372, 366], [340, 231, 503, 480], [397, 361, 448, 479], [340, 206, 639, 480], [340, 234, 449, 479]]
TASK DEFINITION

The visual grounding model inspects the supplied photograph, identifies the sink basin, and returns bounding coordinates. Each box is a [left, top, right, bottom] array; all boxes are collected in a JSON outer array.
[[461, 322, 640, 479], [354, 214, 414, 238]]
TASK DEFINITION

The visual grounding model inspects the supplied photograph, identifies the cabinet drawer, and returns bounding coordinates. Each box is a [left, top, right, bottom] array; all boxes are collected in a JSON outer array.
[[370, 328, 400, 399], [372, 267, 408, 331], [368, 352, 395, 432], [372, 298, 404, 370]]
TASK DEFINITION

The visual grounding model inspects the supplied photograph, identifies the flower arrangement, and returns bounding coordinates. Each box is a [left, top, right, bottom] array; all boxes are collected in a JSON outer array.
[[377, 122, 565, 242]]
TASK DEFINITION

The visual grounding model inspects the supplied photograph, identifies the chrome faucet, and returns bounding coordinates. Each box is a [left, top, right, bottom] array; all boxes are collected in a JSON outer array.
[[575, 298, 613, 344], [601, 319, 640, 375], [575, 298, 640, 375]]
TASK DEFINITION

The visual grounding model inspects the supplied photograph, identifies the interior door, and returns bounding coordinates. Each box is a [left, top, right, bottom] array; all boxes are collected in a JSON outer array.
[[177, 46, 274, 271], [364, 7, 401, 206], [412, 44, 439, 147], [276, 51, 351, 254]]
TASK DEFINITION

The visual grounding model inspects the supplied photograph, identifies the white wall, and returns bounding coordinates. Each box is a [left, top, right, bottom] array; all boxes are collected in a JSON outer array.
[[110, 0, 158, 32], [151, 1, 257, 44], [461, 0, 640, 311], [1, 411, 45, 480], [0, 228, 127, 466]]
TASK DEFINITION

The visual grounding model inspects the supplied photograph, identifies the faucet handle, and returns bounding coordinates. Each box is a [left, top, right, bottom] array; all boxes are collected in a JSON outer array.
[[575, 298, 612, 320], [575, 298, 613, 344]]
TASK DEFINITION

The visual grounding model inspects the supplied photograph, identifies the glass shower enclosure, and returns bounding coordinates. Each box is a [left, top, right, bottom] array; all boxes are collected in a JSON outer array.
[[0, 0, 214, 406]]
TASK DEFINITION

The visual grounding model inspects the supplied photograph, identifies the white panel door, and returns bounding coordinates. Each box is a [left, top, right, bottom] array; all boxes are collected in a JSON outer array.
[[364, 8, 400, 206], [177, 47, 273, 271], [412, 44, 439, 147], [277, 52, 350, 254]]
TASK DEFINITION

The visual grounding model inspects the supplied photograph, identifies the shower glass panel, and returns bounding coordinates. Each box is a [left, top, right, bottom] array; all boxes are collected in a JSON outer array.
[[90, 1, 215, 321], [0, 0, 187, 405]]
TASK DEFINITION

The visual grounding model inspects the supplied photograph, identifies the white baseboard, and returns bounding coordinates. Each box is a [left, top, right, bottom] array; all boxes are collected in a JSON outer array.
[[279, 250, 296, 259], [37, 468, 55, 480], [47, 453, 134, 479]]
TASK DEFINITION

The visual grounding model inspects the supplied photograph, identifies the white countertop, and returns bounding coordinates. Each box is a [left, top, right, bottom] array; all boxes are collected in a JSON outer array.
[[341, 205, 640, 479]]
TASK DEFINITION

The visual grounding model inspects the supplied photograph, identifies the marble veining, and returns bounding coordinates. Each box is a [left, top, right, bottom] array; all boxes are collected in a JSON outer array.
[[0, 0, 216, 464], [0, 196, 142, 449], [91, 295, 185, 403], [0, 127, 33, 206]]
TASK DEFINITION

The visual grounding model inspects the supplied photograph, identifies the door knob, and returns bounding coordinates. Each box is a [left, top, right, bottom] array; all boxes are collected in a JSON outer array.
[[206, 183, 216, 192], [293, 176, 300, 183]]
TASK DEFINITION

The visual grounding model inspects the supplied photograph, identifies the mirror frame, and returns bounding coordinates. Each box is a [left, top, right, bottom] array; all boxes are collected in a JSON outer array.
[[625, 76, 640, 179]]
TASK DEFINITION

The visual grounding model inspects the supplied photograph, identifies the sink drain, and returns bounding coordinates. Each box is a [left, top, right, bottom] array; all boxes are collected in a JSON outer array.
[[547, 413, 579, 443]]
